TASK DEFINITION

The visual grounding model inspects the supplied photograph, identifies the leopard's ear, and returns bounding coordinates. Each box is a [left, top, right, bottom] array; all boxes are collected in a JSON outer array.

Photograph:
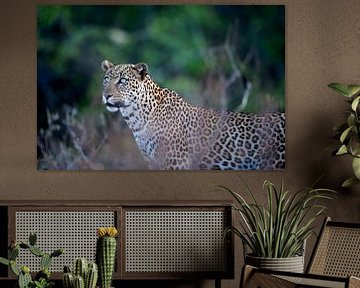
[[133, 63, 148, 80], [101, 60, 114, 72]]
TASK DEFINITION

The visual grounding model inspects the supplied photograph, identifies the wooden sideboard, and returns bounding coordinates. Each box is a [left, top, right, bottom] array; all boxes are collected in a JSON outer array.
[[0, 201, 234, 288]]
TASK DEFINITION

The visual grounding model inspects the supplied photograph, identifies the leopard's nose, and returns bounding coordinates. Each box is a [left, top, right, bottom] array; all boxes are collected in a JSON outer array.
[[102, 94, 112, 104], [105, 94, 113, 100]]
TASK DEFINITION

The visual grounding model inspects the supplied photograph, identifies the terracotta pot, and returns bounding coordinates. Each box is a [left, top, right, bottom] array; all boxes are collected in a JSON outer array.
[[245, 254, 305, 273]]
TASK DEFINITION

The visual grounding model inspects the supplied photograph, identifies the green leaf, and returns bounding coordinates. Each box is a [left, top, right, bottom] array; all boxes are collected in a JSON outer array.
[[347, 114, 356, 128], [328, 83, 351, 97], [340, 126, 353, 143], [351, 96, 360, 111], [352, 157, 360, 180], [342, 177, 360, 188], [336, 145, 348, 155], [348, 135, 360, 157], [0, 257, 9, 266], [347, 85, 360, 97]]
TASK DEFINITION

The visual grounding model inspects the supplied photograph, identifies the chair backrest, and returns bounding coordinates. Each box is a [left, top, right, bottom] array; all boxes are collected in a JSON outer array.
[[307, 217, 360, 277]]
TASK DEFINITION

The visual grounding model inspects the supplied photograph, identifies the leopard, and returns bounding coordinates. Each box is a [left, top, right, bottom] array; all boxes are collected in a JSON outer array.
[[101, 60, 285, 170]]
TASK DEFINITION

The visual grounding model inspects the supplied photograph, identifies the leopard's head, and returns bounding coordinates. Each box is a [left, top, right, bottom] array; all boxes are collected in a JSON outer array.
[[101, 60, 148, 112]]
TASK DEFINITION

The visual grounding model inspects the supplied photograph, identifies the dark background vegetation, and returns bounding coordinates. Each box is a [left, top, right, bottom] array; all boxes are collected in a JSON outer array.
[[37, 5, 285, 170]]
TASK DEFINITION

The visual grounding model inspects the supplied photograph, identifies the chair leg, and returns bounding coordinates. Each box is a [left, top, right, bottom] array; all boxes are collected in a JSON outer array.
[[215, 278, 221, 288], [240, 265, 255, 288]]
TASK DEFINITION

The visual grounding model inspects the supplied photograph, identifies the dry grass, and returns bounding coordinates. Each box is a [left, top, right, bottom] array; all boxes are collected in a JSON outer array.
[[37, 106, 148, 170]]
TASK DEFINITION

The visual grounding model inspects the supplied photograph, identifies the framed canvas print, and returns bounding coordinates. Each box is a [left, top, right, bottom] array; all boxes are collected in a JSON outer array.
[[37, 5, 285, 170]]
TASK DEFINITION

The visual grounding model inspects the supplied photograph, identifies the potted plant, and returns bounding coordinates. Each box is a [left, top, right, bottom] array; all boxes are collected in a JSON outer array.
[[0, 232, 64, 288], [328, 83, 360, 187], [62, 227, 118, 288], [222, 179, 334, 273], [62, 258, 98, 288], [96, 227, 118, 288]]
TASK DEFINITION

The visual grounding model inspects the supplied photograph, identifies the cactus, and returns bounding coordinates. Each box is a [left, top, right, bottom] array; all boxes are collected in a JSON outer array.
[[63, 260, 98, 288], [85, 263, 98, 288], [0, 232, 64, 288], [18, 267, 32, 288], [74, 275, 85, 288], [35, 268, 51, 281], [29, 245, 44, 257], [64, 265, 72, 273], [29, 232, 37, 246], [41, 253, 52, 270], [51, 248, 64, 257], [21, 265, 30, 274], [19, 243, 30, 249], [96, 227, 118, 288], [63, 272, 74, 288], [9, 246, 19, 260], [74, 258, 88, 279], [62, 265, 74, 288]]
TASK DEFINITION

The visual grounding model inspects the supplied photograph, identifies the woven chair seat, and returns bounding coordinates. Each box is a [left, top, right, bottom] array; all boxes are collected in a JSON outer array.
[[277, 274, 347, 288]]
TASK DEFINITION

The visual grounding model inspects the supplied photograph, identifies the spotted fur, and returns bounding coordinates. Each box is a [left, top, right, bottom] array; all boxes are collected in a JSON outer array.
[[101, 60, 285, 170]]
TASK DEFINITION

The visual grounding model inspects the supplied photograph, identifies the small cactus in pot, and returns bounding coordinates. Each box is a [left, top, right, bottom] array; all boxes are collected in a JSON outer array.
[[85, 262, 98, 288], [96, 227, 118, 288], [62, 266, 74, 288], [62, 259, 98, 288], [74, 258, 88, 280]]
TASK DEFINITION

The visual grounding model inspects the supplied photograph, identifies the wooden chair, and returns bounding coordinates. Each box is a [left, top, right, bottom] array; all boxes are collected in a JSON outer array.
[[241, 217, 360, 288]]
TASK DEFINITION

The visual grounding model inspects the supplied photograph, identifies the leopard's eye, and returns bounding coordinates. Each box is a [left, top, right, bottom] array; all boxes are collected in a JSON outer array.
[[103, 76, 110, 86], [117, 77, 128, 86], [119, 77, 128, 85]]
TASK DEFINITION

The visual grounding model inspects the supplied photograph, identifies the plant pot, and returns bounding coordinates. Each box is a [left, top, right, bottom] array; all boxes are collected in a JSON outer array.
[[245, 254, 304, 273]]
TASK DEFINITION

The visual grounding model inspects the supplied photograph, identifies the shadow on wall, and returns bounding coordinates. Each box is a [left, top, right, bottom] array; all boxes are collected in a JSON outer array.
[[293, 110, 360, 223]]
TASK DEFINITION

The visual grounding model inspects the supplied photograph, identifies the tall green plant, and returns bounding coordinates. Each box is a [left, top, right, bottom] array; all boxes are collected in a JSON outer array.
[[96, 227, 117, 288], [328, 83, 360, 187], [222, 180, 335, 258]]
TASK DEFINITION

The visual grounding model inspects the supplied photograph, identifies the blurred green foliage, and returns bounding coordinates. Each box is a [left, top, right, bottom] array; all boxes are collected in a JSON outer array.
[[38, 5, 284, 124], [37, 5, 285, 169]]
